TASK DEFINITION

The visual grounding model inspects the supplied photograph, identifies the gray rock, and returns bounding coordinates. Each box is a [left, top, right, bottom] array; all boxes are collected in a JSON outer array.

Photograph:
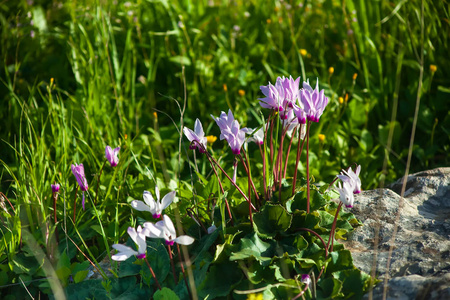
[[342, 168, 450, 299]]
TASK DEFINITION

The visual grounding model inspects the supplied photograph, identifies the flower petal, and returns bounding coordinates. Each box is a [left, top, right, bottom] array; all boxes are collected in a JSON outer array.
[[131, 200, 152, 212], [160, 191, 175, 211], [175, 235, 194, 245]]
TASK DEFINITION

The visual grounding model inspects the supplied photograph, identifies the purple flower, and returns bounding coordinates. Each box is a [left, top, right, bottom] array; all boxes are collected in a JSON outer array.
[[105, 146, 120, 167], [211, 110, 246, 155], [71, 163, 88, 210], [144, 215, 194, 246], [111, 226, 148, 261], [51, 183, 60, 193], [259, 76, 301, 112], [258, 80, 285, 111], [293, 103, 307, 124], [337, 165, 362, 194], [300, 79, 329, 122], [183, 118, 207, 153], [131, 186, 175, 219], [301, 274, 311, 286]]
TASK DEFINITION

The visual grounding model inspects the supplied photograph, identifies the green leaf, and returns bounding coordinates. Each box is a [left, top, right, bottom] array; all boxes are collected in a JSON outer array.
[[154, 287, 180, 300], [326, 250, 354, 275], [253, 204, 292, 238], [332, 269, 372, 298], [73, 270, 89, 283], [66, 280, 108, 300], [316, 277, 343, 299], [198, 262, 243, 299], [230, 233, 274, 264]]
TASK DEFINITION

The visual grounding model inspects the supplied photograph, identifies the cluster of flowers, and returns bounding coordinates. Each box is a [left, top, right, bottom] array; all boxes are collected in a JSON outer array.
[[112, 186, 194, 261], [183, 75, 361, 208]]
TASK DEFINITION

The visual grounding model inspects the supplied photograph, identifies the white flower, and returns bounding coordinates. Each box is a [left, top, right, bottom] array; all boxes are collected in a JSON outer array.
[[183, 118, 207, 153], [336, 180, 355, 208], [337, 165, 362, 194], [144, 215, 194, 246], [131, 186, 175, 219], [111, 226, 148, 261], [245, 127, 264, 145]]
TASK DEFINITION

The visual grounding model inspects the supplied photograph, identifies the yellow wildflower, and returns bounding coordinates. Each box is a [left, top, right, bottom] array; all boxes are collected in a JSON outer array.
[[299, 49, 307, 56], [124, 134, 128, 140], [344, 93, 349, 102], [266, 19, 272, 24], [247, 293, 264, 300], [206, 135, 217, 144], [338, 97, 344, 104], [223, 84, 228, 92], [153, 111, 158, 119], [430, 65, 437, 73], [238, 89, 245, 96], [318, 134, 325, 142], [352, 73, 358, 81], [328, 67, 334, 75]]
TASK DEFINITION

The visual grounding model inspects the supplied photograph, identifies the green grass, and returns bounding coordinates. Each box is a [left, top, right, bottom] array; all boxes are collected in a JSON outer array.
[[0, 0, 449, 298]]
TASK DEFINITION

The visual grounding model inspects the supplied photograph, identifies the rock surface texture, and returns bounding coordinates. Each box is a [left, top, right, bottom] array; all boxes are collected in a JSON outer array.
[[343, 167, 450, 299]]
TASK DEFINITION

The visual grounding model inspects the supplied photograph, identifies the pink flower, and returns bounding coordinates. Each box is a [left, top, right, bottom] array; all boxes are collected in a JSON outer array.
[[300, 79, 329, 122], [71, 163, 88, 209], [183, 119, 207, 153], [105, 146, 120, 167], [131, 186, 175, 219], [111, 226, 149, 261]]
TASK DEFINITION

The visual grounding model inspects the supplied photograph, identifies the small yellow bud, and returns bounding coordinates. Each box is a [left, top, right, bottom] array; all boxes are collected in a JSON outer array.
[[153, 111, 158, 119], [124, 134, 128, 140], [299, 49, 307, 56], [206, 135, 217, 144], [223, 84, 228, 92], [430, 65, 437, 73], [338, 97, 344, 104], [352, 73, 358, 80], [344, 93, 349, 102], [266, 18, 272, 24], [50, 78, 54, 85], [238, 89, 245, 96], [318, 134, 325, 142], [328, 67, 334, 75]]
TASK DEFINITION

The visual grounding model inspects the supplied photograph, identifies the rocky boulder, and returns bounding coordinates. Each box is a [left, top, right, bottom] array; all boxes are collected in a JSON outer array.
[[342, 167, 450, 299]]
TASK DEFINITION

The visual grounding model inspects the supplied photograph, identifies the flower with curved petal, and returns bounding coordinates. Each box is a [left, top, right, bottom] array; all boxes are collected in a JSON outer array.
[[71, 163, 88, 210], [337, 165, 362, 194], [300, 79, 329, 122], [144, 215, 194, 246], [111, 225, 148, 261], [336, 180, 356, 208], [183, 118, 207, 153], [246, 127, 265, 145], [258, 79, 285, 111], [105, 145, 120, 167], [131, 186, 175, 219]]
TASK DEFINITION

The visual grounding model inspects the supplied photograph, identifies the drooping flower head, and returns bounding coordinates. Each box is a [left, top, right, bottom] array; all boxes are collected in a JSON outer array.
[[258, 80, 285, 111], [336, 165, 362, 194], [131, 186, 175, 219], [105, 146, 120, 167], [300, 79, 329, 122], [211, 110, 246, 155], [245, 127, 265, 146], [336, 180, 356, 208], [71, 163, 88, 210], [51, 183, 60, 193], [111, 225, 148, 261], [301, 274, 311, 287], [144, 215, 194, 246], [183, 118, 208, 153]]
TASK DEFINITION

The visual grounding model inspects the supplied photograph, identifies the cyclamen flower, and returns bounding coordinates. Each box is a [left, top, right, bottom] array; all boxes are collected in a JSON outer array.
[[51, 183, 60, 193], [131, 186, 175, 219], [336, 180, 355, 208], [144, 215, 194, 246], [280, 76, 301, 108], [300, 79, 329, 122], [111, 226, 148, 261], [301, 274, 311, 286], [258, 80, 285, 111], [246, 127, 264, 145], [71, 163, 88, 210], [183, 118, 207, 153], [337, 165, 362, 194], [211, 110, 246, 155], [105, 146, 120, 167]]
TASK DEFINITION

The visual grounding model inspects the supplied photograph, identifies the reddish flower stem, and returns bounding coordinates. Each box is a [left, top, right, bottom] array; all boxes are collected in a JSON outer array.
[[258, 144, 268, 202], [306, 121, 311, 213], [144, 257, 162, 290], [327, 202, 343, 253], [283, 127, 297, 179], [167, 244, 178, 284], [176, 244, 192, 299], [292, 132, 306, 194]]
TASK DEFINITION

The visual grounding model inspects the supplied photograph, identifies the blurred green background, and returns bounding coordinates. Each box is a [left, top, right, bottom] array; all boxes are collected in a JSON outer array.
[[1, 0, 449, 195]]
